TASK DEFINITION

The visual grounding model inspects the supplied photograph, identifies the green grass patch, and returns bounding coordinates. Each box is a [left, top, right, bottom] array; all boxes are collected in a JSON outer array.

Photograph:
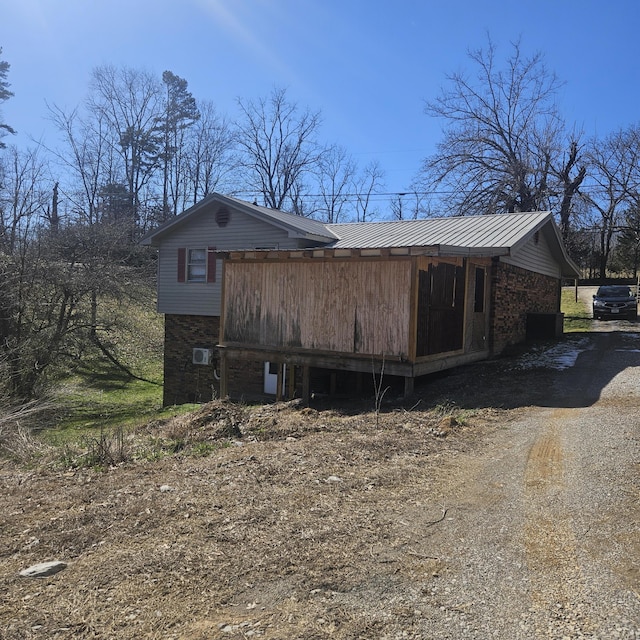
[[561, 287, 592, 332], [49, 373, 161, 443], [47, 365, 200, 448], [43, 297, 199, 445]]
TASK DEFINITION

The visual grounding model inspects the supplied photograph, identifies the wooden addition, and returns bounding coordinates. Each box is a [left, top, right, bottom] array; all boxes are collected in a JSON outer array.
[[217, 247, 491, 403]]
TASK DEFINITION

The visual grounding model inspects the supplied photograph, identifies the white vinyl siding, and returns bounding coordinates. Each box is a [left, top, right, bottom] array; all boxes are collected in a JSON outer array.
[[501, 228, 561, 279], [157, 207, 310, 316]]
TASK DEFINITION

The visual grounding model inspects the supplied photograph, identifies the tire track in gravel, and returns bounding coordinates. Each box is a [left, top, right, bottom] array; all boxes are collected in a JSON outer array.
[[519, 329, 640, 638], [523, 408, 595, 637], [414, 329, 640, 639]]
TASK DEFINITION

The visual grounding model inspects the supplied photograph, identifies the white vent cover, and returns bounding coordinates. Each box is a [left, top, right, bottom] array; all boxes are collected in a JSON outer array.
[[192, 347, 213, 365]]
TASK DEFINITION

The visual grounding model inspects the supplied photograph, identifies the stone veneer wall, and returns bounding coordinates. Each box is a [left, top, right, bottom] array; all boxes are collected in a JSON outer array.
[[489, 261, 560, 355]]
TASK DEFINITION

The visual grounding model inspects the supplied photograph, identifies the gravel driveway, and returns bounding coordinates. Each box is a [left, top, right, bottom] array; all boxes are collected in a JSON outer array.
[[2, 306, 639, 639], [403, 325, 640, 638]]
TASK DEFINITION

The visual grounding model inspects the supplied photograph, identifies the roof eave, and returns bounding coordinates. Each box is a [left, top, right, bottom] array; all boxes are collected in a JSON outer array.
[[138, 193, 219, 245], [138, 192, 337, 246], [435, 245, 510, 257], [219, 195, 337, 242]]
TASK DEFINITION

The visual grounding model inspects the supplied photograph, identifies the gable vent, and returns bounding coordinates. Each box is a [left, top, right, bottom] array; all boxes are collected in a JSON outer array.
[[216, 207, 231, 227]]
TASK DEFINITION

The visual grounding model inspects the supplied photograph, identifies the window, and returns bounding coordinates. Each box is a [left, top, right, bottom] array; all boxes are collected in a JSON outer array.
[[177, 247, 216, 283], [187, 249, 206, 282]]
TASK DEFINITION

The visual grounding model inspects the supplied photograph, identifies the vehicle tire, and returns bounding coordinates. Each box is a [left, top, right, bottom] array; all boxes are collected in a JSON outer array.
[[630, 311, 637, 321]]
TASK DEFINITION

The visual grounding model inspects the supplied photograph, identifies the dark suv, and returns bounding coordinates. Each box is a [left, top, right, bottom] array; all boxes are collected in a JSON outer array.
[[592, 285, 638, 320]]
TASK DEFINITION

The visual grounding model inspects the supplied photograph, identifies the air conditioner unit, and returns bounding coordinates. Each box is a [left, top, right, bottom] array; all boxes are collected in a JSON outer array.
[[192, 347, 213, 365]]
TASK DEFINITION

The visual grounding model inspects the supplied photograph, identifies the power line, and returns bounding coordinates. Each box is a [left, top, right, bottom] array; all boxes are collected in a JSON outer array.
[[231, 182, 618, 203]]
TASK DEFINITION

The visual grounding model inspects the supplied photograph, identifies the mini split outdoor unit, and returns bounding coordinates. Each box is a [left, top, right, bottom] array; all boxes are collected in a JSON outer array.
[[192, 348, 213, 365]]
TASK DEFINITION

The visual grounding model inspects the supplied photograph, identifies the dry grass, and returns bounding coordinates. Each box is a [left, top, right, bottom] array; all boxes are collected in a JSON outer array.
[[0, 360, 540, 639], [0, 400, 53, 463]]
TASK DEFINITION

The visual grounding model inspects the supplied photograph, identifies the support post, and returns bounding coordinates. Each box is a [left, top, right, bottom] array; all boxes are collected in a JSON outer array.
[[330, 372, 337, 395], [302, 365, 310, 405], [403, 375, 414, 398], [287, 364, 296, 399], [276, 364, 284, 402]]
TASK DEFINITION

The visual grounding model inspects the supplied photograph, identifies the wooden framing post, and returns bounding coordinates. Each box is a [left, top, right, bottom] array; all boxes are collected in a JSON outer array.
[[276, 364, 284, 401], [403, 375, 414, 398], [302, 365, 310, 405], [287, 364, 296, 399]]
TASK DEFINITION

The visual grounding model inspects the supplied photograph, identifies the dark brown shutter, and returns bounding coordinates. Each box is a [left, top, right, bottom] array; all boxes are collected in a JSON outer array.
[[207, 246, 216, 283], [177, 247, 186, 282]]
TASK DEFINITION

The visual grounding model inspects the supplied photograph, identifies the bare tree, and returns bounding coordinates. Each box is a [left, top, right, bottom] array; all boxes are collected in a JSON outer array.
[[616, 204, 640, 277], [353, 160, 385, 222], [584, 126, 640, 278], [419, 38, 583, 218], [0, 146, 49, 250], [47, 103, 121, 225], [390, 191, 429, 221], [0, 195, 154, 398], [0, 154, 69, 398], [235, 87, 324, 212], [187, 100, 237, 205], [555, 138, 587, 240], [315, 145, 356, 223], [88, 66, 163, 231]]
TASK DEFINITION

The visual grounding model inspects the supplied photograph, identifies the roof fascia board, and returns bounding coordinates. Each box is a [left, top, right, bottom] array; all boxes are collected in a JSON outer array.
[[139, 193, 218, 245], [435, 245, 510, 257], [219, 245, 513, 260], [508, 212, 580, 278], [139, 192, 336, 246], [220, 195, 336, 242]]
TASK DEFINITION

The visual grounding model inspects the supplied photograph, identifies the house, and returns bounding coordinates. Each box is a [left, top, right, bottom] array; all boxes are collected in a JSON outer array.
[[141, 193, 580, 405], [140, 193, 336, 405]]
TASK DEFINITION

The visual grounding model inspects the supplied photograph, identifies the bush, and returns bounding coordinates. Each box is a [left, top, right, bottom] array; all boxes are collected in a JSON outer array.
[[0, 397, 50, 461]]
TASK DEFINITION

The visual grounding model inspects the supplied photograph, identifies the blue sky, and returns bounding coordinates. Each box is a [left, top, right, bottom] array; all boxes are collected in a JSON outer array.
[[1, 0, 639, 194]]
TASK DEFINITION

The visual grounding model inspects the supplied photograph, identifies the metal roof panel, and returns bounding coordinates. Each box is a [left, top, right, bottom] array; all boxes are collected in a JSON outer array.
[[326, 211, 552, 250]]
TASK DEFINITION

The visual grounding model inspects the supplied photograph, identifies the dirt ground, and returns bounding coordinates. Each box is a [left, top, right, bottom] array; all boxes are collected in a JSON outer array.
[[1, 312, 639, 639]]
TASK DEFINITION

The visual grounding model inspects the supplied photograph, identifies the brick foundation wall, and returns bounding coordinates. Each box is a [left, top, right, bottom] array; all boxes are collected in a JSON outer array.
[[163, 315, 221, 406], [489, 261, 560, 355], [163, 314, 268, 405], [227, 359, 270, 402]]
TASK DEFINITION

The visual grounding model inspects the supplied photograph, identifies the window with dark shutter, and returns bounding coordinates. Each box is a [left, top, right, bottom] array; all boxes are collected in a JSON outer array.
[[207, 247, 216, 283], [178, 247, 216, 283], [474, 267, 485, 313], [187, 249, 206, 282]]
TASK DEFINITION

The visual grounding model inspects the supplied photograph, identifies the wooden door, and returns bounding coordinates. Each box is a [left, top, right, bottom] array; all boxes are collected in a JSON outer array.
[[416, 262, 465, 356]]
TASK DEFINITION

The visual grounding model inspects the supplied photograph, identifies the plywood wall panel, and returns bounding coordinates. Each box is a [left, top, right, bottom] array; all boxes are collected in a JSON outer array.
[[223, 259, 412, 358]]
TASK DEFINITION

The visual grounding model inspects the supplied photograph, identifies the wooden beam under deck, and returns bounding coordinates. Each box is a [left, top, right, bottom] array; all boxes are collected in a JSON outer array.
[[217, 344, 413, 377], [217, 343, 490, 404]]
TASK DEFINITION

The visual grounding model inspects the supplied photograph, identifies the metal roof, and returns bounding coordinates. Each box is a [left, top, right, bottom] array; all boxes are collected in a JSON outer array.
[[140, 193, 336, 245], [326, 211, 553, 251], [142, 194, 551, 253], [222, 195, 337, 241], [140, 193, 579, 278]]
